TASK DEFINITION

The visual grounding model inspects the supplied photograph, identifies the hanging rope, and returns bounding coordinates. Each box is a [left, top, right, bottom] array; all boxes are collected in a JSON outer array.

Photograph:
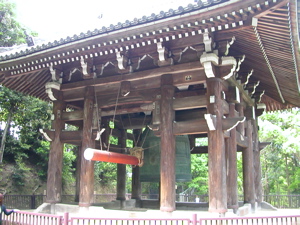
[[107, 83, 122, 152], [93, 77, 104, 150]]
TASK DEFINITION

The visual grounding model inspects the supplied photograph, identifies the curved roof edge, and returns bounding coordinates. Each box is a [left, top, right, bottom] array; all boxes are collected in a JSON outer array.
[[0, 0, 228, 62]]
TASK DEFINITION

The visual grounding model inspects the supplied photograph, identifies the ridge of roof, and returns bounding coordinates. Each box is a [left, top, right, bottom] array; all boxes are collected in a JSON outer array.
[[0, 0, 228, 62]]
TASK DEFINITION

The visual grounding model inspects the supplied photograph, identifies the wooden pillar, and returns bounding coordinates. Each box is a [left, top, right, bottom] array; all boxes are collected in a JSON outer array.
[[75, 146, 81, 202], [160, 74, 176, 212], [206, 78, 227, 214], [116, 129, 127, 206], [252, 120, 263, 206], [243, 119, 255, 209], [131, 129, 141, 201], [79, 86, 95, 207], [46, 92, 65, 203], [226, 103, 239, 212]]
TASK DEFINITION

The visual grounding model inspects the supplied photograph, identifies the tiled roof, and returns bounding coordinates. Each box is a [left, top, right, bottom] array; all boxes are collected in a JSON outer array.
[[0, 0, 227, 62]]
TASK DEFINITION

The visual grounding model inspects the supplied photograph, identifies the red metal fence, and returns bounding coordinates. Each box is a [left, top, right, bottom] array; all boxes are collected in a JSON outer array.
[[3, 212, 300, 225]]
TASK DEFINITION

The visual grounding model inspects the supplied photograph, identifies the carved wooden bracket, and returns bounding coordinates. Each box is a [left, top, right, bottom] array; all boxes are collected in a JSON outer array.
[[242, 69, 254, 88], [205, 113, 246, 132], [157, 42, 173, 66], [116, 51, 128, 70], [45, 81, 61, 101], [223, 116, 246, 131], [221, 56, 237, 80], [200, 52, 219, 78], [80, 56, 93, 78], [225, 36, 236, 56], [95, 128, 105, 141], [259, 141, 271, 151], [204, 114, 217, 131], [203, 32, 214, 53], [39, 129, 54, 141], [49, 64, 62, 83]]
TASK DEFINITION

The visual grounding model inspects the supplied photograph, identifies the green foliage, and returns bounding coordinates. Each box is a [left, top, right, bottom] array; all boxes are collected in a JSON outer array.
[[62, 145, 76, 185], [187, 154, 209, 195], [0, 87, 52, 182], [94, 161, 117, 187], [109, 135, 118, 145], [126, 139, 133, 148], [259, 108, 300, 194], [11, 154, 30, 186], [0, 0, 26, 46]]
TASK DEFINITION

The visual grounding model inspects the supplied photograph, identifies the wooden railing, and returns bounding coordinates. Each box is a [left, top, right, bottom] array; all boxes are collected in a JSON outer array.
[[3, 212, 300, 225], [3, 194, 300, 210]]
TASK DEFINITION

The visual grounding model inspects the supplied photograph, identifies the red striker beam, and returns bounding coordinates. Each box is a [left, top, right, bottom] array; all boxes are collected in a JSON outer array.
[[84, 148, 140, 166]]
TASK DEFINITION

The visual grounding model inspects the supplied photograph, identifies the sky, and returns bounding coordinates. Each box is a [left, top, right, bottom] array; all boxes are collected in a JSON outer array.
[[11, 0, 195, 41]]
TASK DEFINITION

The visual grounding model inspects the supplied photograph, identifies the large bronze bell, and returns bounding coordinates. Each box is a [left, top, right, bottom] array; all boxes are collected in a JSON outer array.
[[139, 128, 192, 182]]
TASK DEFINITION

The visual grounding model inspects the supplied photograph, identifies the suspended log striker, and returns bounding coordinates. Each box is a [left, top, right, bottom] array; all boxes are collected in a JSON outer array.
[[84, 148, 142, 166]]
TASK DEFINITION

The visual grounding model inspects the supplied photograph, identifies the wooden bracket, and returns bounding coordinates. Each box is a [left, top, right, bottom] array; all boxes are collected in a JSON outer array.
[[148, 124, 160, 131], [157, 42, 173, 66], [221, 56, 237, 80], [203, 32, 214, 52], [116, 51, 128, 70], [49, 64, 62, 83], [235, 55, 245, 72], [222, 116, 246, 131], [80, 56, 93, 78], [204, 114, 216, 131], [242, 69, 254, 88], [259, 142, 271, 151], [224, 36, 236, 56], [200, 52, 219, 78], [45, 81, 61, 101], [39, 129, 54, 141]]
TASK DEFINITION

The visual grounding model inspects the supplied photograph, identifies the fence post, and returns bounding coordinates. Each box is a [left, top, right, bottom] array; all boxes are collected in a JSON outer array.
[[63, 212, 69, 225], [31, 194, 36, 209], [192, 214, 197, 225]]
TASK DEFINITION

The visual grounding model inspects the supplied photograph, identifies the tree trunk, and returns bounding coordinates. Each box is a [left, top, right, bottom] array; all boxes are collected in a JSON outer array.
[[0, 111, 13, 163]]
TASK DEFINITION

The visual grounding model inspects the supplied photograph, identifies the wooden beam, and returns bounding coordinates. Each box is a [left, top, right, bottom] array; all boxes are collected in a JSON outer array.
[[173, 119, 208, 135], [222, 117, 246, 131], [191, 146, 208, 154], [227, 77, 255, 107], [259, 142, 271, 150], [236, 131, 248, 147], [61, 61, 203, 91], [101, 103, 153, 117], [173, 70, 206, 87], [173, 95, 206, 110], [62, 110, 84, 121], [116, 116, 151, 130], [98, 88, 160, 108], [175, 109, 207, 122]]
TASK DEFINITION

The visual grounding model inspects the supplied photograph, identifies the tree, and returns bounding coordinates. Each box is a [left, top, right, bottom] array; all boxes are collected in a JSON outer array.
[[0, 86, 27, 162], [258, 108, 300, 194], [0, 0, 26, 47], [0, 86, 52, 163]]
